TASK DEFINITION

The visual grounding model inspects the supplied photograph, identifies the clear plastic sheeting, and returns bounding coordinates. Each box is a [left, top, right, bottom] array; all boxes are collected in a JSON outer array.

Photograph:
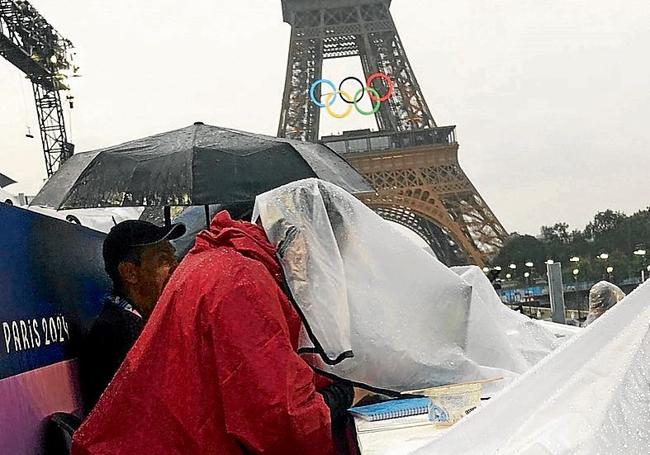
[[586, 281, 626, 326], [253, 179, 559, 392], [452, 266, 561, 375], [410, 280, 650, 455], [536, 319, 583, 339]]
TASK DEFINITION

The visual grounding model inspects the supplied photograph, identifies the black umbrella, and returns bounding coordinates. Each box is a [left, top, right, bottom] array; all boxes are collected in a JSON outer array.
[[0, 172, 16, 189], [31, 122, 373, 224]]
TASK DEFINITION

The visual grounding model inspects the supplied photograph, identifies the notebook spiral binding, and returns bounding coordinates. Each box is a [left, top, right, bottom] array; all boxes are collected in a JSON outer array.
[[368, 402, 430, 421]]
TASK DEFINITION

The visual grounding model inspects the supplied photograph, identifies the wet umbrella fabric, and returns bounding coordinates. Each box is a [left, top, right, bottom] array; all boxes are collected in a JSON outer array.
[[30, 122, 372, 210], [0, 172, 17, 189]]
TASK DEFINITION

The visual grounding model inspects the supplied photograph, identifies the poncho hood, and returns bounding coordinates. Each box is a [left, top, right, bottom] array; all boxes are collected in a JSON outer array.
[[192, 210, 283, 285]]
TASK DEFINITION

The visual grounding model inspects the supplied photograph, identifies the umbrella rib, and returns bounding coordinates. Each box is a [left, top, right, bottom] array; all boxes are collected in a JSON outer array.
[[190, 124, 199, 206], [59, 152, 103, 210]]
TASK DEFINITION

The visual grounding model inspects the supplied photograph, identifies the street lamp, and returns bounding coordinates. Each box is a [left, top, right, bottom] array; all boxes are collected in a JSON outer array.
[[545, 259, 554, 265], [495, 266, 502, 271], [597, 253, 611, 281], [525, 262, 534, 268], [508, 265, 516, 285], [572, 268, 581, 318], [570, 256, 580, 263], [524, 272, 530, 278], [482, 267, 490, 273], [634, 248, 647, 282]]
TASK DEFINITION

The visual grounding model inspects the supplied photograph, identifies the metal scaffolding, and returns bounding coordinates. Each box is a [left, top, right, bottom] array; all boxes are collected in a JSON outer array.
[[0, 0, 76, 177]]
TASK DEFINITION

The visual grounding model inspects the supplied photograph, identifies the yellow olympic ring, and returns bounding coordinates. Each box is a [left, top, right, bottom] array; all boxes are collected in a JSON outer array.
[[324, 90, 354, 119]]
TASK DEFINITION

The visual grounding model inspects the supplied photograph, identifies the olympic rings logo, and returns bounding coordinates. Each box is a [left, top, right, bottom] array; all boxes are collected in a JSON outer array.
[[309, 73, 394, 118]]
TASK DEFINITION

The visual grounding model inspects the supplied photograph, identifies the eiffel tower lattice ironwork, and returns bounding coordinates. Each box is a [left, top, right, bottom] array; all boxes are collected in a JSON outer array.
[[278, 0, 508, 266]]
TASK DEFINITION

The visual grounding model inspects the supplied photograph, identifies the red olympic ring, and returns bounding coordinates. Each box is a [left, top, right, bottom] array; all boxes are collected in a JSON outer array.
[[366, 73, 394, 103]]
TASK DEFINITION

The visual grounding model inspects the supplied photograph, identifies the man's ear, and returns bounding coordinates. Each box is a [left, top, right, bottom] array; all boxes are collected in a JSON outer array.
[[117, 261, 138, 286]]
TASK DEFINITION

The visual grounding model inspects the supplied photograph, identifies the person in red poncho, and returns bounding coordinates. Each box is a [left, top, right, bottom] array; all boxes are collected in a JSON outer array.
[[72, 211, 355, 455]]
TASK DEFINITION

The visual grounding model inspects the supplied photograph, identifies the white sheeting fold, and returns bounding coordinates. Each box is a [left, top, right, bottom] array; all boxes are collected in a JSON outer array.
[[253, 179, 561, 392], [411, 280, 650, 455]]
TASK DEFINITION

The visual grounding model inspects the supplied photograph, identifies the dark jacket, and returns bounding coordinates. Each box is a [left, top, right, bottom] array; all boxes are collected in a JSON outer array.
[[80, 297, 144, 413]]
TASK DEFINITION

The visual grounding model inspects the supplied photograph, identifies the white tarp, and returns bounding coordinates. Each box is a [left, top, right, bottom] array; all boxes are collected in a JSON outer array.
[[410, 280, 650, 455], [452, 266, 562, 376], [26, 206, 144, 233], [0, 188, 19, 205], [253, 179, 560, 393]]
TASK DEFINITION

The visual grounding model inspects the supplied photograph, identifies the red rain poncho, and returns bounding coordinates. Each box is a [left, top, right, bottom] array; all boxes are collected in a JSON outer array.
[[73, 212, 334, 455]]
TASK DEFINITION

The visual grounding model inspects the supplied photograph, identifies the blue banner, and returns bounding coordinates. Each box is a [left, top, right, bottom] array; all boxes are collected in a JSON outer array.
[[0, 204, 109, 380]]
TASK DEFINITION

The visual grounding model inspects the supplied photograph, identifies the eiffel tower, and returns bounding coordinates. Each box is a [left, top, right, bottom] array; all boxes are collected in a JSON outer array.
[[277, 0, 508, 266]]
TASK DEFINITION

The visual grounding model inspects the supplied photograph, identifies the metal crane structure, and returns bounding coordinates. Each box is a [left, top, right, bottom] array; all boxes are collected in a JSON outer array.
[[0, 0, 76, 177], [278, 0, 508, 266]]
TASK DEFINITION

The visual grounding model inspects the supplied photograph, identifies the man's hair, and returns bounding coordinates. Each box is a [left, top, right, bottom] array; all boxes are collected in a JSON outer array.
[[105, 246, 145, 296]]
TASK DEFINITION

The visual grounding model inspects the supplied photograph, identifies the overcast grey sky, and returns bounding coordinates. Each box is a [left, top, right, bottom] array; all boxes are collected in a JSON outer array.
[[1, 0, 648, 235]]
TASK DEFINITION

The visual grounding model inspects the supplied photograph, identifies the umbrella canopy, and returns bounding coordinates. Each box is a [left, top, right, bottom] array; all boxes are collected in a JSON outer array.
[[30, 122, 372, 209], [0, 172, 16, 189]]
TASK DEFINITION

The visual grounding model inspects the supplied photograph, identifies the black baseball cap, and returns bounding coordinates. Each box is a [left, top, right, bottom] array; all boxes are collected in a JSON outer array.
[[103, 220, 186, 275]]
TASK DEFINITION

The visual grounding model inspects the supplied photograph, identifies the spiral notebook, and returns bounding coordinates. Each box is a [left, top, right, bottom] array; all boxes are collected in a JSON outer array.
[[348, 398, 432, 422]]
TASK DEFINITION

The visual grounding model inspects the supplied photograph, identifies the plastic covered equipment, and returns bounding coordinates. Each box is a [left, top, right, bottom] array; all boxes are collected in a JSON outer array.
[[585, 281, 626, 326], [452, 266, 562, 375], [409, 280, 650, 455], [253, 179, 560, 393]]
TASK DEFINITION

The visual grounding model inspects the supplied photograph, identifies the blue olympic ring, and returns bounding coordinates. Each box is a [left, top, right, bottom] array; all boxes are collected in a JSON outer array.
[[310, 79, 337, 108]]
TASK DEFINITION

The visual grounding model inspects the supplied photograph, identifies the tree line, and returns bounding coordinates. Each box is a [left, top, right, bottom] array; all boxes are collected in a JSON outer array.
[[491, 208, 650, 284]]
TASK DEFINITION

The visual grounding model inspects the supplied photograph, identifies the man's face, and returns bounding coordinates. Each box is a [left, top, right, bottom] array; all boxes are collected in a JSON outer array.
[[127, 241, 178, 316]]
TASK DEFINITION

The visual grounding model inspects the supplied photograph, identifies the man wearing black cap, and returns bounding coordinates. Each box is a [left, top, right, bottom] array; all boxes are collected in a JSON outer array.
[[80, 220, 185, 412]]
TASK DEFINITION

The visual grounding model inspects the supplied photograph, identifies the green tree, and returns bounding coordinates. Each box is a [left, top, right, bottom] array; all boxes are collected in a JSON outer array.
[[541, 222, 571, 244], [491, 208, 650, 285], [584, 210, 626, 240]]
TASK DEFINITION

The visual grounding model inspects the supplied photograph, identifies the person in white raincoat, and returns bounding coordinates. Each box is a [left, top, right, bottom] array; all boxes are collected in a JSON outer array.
[[585, 281, 626, 326]]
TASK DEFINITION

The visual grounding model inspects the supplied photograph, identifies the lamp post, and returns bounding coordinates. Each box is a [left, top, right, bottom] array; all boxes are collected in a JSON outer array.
[[634, 247, 647, 282], [507, 264, 519, 313], [525, 261, 534, 283], [597, 253, 610, 281], [606, 266, 614, 282], [572, 268, 580, 319], [523, 271, 532, 316]]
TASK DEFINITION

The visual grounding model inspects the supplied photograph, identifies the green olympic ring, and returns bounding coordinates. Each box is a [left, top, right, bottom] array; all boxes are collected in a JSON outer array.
[[353, 87, 381, 116]]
